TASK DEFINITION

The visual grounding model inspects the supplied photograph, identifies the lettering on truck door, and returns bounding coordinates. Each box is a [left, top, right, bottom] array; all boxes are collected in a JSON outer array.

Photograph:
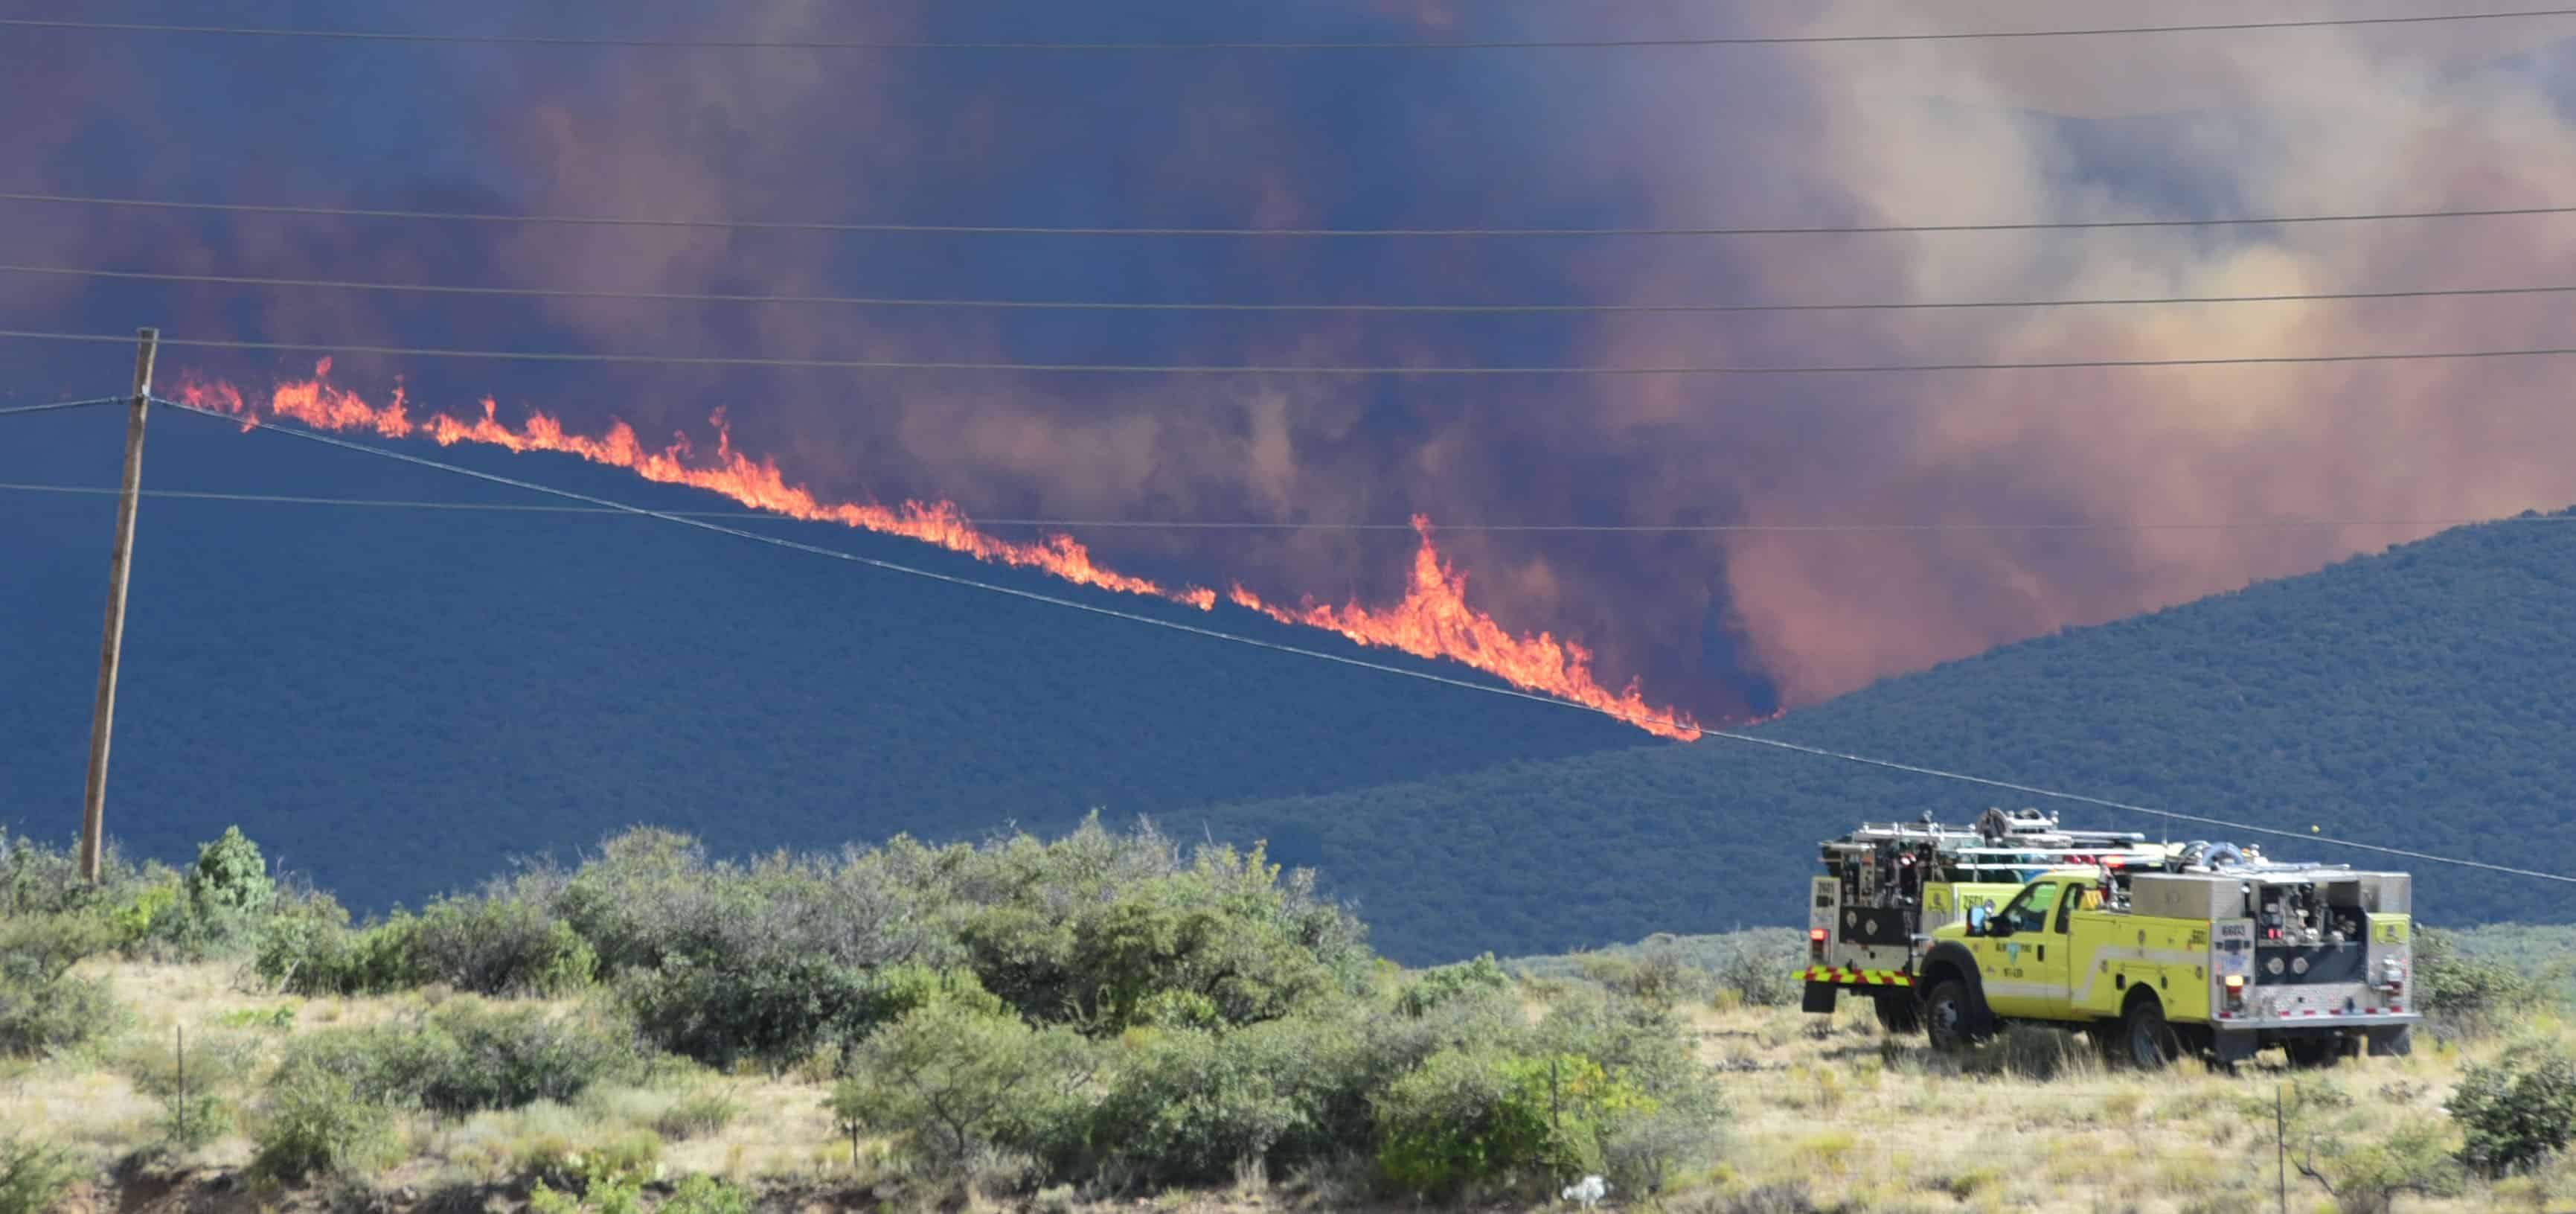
[[1980, 881, 2064, 1017]]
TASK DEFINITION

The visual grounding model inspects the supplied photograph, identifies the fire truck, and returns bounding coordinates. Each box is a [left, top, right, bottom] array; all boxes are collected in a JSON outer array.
[[1798, 809, 2420, 1067], [1797, 808, 2168, 1031]]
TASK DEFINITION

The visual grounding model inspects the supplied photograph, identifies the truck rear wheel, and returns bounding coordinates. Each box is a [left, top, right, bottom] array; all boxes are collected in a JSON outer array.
[[2366, 1026, 2413, 1058], [1873, 991, 1920, 1034], [1923, 980, 1977, 1052], [2285, 1037, 2346, 1070], [2122, 996, 2180, 1070]]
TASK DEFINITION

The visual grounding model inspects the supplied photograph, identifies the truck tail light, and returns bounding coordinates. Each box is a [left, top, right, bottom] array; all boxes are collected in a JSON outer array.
[[2223, 974, 2246, 1008], [1808, 927, 1827, 960]]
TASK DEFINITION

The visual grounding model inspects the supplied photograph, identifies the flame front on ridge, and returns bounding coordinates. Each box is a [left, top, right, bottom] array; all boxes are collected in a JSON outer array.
[[178, 362, 1702, 740]]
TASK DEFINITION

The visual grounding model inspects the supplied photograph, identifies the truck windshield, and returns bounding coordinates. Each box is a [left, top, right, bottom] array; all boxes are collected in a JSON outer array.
[[2002, 883, 2060, 934]]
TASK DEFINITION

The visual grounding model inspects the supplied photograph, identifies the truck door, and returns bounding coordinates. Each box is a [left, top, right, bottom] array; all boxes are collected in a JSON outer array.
[[2027, 880, 2095, 1020], [1978, 880, 2064, 1017]]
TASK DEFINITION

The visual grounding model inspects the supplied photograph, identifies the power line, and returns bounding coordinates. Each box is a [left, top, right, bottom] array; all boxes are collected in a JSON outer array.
[[7, 189, 2575, 238], [5, 10, 2572, 49], [19, 261, 2576, 314], [12, 327, 2576, 376], [3, 481, 2569, 534], [149, 395, 2576, 888], [0, 395, 123, 418]]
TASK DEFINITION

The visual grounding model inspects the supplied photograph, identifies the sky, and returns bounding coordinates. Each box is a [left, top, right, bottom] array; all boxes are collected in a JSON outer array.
[[5, 0, 2576, 726]]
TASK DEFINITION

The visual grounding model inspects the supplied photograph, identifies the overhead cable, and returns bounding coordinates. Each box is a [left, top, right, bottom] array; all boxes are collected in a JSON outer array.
[[151, 395, 2576, 887], [9, 327, 2576, 376], [0, 395, 123, 418], [1, 482, 2568, 534], [4, 190, 2574, 238], [16, 261, 2576, 314], [5, 10, 2573, 49]]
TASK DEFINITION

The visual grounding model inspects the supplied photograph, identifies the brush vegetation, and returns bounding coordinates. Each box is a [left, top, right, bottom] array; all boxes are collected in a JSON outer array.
[[3, 820, 1727, 1210], [12, 822, 2576, 1211]]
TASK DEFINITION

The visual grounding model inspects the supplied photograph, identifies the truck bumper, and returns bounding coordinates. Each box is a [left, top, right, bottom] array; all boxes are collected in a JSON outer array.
[[2210, 1012, 2421, 1061], [1794, 968, 1912, 1015]]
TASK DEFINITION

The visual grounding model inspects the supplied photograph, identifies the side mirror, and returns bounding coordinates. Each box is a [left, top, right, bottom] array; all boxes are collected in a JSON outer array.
[[1966, 904, 1991, 934]]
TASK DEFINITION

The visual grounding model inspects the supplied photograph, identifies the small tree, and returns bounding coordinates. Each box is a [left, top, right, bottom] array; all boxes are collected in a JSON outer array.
[[2293, 1115, 2461, 1214], [251, 1072, 395, 1181], [188, 828, 275, 924], [827, 1002, 1092, 1174], [2451, 1041, 2576, 1176]]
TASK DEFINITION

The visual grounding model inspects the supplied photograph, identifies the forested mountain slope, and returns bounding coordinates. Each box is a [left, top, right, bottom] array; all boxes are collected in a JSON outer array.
[[1200, 511, 2576, 962], [0, 409, 1651, 911]]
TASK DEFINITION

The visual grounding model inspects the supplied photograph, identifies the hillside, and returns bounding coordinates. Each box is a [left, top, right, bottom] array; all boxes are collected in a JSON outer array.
[[0, 406, 1651, 912], [1199, 509, 2576, 962]]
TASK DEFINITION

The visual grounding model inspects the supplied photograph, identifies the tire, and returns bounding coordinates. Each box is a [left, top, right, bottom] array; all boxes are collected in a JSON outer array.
[[1874, 991, 1921, 1035], [2286, 1037, 2346, 1070], [1923, 980, 1977, 1052], [2367, 1026, 2414, 1058], [2122, 996, 2180, 1070]]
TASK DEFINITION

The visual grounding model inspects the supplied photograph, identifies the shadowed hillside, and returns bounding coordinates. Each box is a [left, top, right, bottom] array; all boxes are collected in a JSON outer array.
[[1201, 510, 2576, 962], [0, 406, 1653, 911]]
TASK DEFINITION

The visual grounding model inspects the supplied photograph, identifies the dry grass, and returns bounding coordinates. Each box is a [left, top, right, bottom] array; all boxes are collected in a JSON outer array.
[[1684, 993, 2555, 1214]]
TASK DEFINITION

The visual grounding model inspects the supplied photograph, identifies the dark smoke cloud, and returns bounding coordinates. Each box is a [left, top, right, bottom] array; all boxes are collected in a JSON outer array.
[[4, 0, 2574, 721]]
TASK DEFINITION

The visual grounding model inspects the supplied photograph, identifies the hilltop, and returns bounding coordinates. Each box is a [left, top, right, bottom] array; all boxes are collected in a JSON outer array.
[[0, 409, 1651, 911], [1199, 509, 2576, 962]]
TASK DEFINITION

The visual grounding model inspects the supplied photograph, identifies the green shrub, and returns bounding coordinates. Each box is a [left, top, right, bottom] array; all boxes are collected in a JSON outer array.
[[1371, 1045, 1577, 1198], [624, 958, 996, 1072], [2293, 1114, 2461, 1214], [1397, 954, 1511, 1018], [188, 826, 275, 923], [1711, 936, 1797, 1009], [2452, 1040, 2576, 1176], [161, 1091, 233, 1151], [256, 899, 423, 996], [2416, 928, 2540, 1032], [1086, 1022, 1346, 1185], [828, 1001, 1093, 1174], [405, 894, 596, 997], [277, 998, 646, 1114], [958, 837, 1366, 1034], [0, 974, 121, 1058], [664, 1175, 754, 1214], [0, 1136, 83, 1214], [115, 1029, 259, 1151], [251, 1072, 396, 1181], [0, 916, 124, 1056]]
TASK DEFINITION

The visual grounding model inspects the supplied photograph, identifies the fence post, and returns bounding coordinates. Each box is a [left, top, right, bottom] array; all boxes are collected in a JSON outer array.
[[2275, 1083, 2287, 1214]]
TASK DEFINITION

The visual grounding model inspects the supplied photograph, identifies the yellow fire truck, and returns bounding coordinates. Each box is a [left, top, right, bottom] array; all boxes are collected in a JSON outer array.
[[1917, 849, 2418, 1067], [1799, 811, 2420, 1067]]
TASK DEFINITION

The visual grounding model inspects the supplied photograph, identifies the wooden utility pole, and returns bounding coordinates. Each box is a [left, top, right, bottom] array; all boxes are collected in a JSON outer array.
[[77, 328, 158, 883]]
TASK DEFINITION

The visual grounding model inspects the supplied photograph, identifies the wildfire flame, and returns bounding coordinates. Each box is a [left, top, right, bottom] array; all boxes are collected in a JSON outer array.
[[176, 362, 1701, 740]]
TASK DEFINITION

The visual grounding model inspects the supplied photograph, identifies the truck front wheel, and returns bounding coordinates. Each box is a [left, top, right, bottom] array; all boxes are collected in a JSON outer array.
[[1924, 980, 1976, 1052], [2123, 996, 2180, 1070]]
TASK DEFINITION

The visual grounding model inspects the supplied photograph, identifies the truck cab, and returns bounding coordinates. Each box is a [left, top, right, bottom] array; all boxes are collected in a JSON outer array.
[[1917, 859, 2418, 1068]]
